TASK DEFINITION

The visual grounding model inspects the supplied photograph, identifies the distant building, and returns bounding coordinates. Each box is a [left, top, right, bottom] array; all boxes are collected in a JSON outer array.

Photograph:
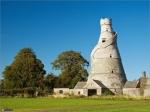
[[123, 80, 141, 96], [123, 73, 150, 97]]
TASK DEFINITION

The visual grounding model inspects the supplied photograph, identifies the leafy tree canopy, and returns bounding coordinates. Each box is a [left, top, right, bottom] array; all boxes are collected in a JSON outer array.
[[44, 73, 58, 92], [3, 48, 46, 89], [52, 50, 89, 88]]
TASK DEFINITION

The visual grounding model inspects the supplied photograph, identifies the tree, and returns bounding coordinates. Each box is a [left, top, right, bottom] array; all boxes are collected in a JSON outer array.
[[3, 48, 46, 89], [0, 79, 4, 90], [52, 50, 89, 88], [44, 73, 58, 93]]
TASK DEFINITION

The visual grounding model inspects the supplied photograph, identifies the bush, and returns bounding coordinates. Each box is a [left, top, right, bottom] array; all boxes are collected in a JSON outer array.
[[0, 88, 36, 97], [37, 89, 48, 96], [23, 87, 36, 97]]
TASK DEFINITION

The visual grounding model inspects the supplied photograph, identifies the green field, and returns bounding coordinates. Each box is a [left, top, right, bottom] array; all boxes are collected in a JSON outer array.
[[0, 97, 150, 112]]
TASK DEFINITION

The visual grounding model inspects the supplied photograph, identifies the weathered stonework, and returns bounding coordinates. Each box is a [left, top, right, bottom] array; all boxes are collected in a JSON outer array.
[[86, 18, 127, 94], [144, 88, 150, 96], [123, 88, 142, 96]]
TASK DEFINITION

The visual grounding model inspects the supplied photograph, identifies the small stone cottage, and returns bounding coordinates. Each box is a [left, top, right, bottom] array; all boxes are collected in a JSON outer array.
[[123, 74, 150, 97], [54, 79, 113, 96]]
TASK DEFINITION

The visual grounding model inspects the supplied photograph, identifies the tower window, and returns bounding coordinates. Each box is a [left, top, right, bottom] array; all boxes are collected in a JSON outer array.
[[102, 40, 105, 43], [112, 71, 113, 73], [110, 54, 112, 58]]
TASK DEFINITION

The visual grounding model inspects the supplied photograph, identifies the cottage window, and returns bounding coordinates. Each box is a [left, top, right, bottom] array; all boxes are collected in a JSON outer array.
[[59, 90, 63, 94], [78, 91, 80, 95]]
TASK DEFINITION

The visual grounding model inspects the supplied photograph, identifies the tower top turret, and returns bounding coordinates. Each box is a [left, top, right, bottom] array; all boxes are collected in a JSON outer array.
[[100, 18, 112, 25], [100, 18, 113, 34]]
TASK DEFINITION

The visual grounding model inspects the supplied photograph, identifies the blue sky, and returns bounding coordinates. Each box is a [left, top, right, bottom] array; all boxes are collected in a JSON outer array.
[[1, 1, 150, 80]]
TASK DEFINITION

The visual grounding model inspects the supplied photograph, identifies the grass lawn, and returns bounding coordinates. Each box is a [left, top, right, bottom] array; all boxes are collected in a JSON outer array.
[[0, 97, 150, 112]]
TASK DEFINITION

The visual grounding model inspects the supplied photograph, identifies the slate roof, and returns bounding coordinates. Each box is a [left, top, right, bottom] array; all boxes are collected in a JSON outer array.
[[93, 80, 106, 88], [74, 82, 87, 89], [124, 80, 139, 88], [74, 80, 106, 89]]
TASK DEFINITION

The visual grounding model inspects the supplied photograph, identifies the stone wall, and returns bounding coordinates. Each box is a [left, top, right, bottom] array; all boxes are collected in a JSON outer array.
[[144, 88, 150, 96], [123, 88, 142, 96], [97, 89, 102, 95], [53, 88, 70, 95], [53, 88, 102, 96], [71, 89, 88, 96]]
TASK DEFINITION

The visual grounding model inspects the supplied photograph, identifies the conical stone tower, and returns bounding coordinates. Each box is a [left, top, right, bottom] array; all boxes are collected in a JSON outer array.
[[87, 18, 127, 94]]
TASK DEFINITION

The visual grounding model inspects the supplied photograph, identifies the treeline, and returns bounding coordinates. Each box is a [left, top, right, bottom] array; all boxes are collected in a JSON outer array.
[[0, 48, 89, 97]]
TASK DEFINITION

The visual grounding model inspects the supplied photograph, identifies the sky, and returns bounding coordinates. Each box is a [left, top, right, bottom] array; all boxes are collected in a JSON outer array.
[[1, 0, 150, 80]]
